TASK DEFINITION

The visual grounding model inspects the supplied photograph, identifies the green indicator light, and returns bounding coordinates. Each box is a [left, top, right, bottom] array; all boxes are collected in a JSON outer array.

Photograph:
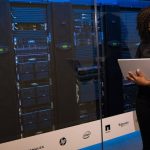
[[113, 43, 117, 46], [62, 45, 68, 49], [0, 48, 4, 52], [28, 58, 36, 61]]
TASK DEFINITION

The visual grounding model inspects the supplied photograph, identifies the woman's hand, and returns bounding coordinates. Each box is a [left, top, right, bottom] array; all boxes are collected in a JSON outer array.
[[127, 69, 150, 86]]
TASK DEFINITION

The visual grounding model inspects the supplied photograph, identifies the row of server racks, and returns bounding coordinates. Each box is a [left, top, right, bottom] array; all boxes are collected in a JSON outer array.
[[0, 0, 138, 143]]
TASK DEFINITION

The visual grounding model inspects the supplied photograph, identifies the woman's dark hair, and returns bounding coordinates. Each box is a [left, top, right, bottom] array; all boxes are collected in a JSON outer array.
[[137, 7, 150, 43]]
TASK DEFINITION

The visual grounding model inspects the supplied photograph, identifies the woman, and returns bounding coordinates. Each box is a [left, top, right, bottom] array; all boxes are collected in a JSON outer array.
[[127, 7, 150, 150]]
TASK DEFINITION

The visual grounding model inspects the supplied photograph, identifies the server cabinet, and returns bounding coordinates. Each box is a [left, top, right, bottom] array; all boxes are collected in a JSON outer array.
[[10, 3, 53, 137], [51, 3, 80, 128], [102, 5, 124, 116], [0, 0, 20, 143], [49, 3, 101, 128], [72, 6, 101, 122]]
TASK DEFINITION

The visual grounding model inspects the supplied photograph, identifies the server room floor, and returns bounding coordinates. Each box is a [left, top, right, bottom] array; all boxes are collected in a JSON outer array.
[[81, 131, 142, 150]]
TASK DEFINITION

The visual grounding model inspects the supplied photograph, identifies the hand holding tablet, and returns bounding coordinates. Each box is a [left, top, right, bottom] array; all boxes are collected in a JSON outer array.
[[118, 58, 150, 86]]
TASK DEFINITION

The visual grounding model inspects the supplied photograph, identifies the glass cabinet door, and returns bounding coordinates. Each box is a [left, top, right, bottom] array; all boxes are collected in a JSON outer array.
[[98, 1, 148, 150], [0, 0, 103, 149], [2, 0, 145, 149]]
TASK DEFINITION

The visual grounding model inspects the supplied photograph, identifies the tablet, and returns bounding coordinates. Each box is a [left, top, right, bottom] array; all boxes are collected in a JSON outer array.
[[118, 58, 150, 80]]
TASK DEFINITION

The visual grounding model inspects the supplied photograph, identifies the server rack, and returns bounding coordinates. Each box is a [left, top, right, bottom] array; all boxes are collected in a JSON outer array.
[[10, 2, 53, 137], [50, 3, 81, 129], [102, 6, 140, 115], [101, 5, 124, 117], [72, 5, 101, 122]]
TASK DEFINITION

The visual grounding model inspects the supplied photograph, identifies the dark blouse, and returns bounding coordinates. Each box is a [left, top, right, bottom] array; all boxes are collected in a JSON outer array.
[[136, 43, 150, 99]]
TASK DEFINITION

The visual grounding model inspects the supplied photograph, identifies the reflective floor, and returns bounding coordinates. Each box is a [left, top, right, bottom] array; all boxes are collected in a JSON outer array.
[[81, 131, 142, 150]]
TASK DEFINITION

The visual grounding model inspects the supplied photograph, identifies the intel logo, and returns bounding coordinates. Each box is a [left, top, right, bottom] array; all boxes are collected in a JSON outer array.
[[82, 131, 91, 139]]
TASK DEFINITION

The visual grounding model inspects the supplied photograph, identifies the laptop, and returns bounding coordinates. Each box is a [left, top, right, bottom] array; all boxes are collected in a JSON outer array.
[[118, 58, 150, 80]]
